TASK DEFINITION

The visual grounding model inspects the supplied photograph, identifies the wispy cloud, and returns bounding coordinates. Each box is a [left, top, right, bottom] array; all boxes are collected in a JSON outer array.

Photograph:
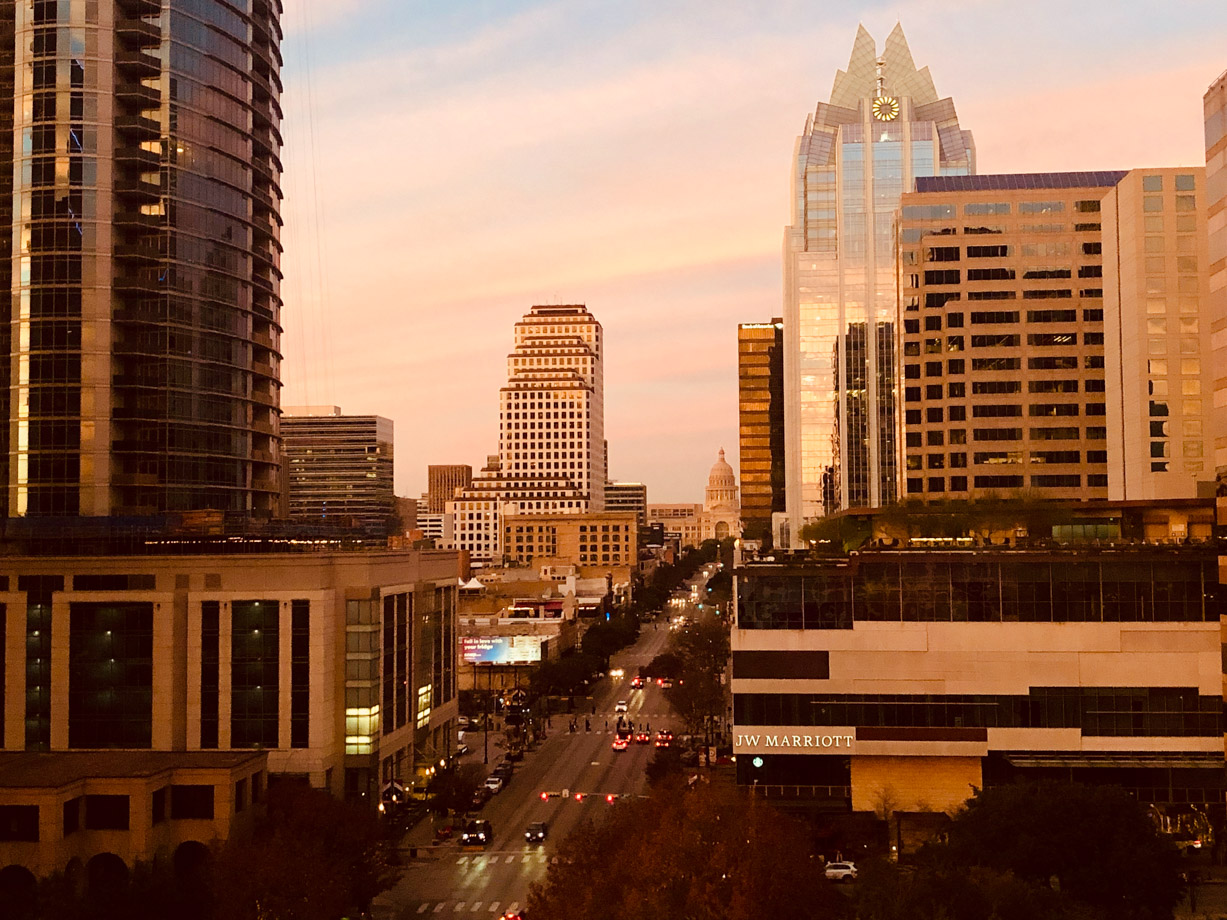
[[277, 0, 1227, 499]]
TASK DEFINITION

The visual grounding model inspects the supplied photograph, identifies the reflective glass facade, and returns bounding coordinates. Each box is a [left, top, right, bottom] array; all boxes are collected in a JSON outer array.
[[5, 0, 283, 517], [737, 321, 784, 543], [784, 24, 974, 531]]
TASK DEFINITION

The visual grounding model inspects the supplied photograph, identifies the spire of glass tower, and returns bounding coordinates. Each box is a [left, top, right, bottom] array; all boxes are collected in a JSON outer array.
[[782, 23, 974, 539]]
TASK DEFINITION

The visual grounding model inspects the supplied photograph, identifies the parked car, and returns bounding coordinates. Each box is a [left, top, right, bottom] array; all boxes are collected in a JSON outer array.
[[484, 775, 505, 794], [824, 861, 857, 882], [461, 819, 493, 848], [524, 821, 548, 844], [471, 788, 491, 809]]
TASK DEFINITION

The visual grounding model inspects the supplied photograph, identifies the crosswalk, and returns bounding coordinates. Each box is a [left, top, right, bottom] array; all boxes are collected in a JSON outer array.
[[452, 852, 553, 867], [413, 899, 522, 914]]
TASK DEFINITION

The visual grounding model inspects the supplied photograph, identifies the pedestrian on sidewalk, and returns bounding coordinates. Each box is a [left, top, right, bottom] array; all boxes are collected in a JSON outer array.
[[585, 718, 591, 732]]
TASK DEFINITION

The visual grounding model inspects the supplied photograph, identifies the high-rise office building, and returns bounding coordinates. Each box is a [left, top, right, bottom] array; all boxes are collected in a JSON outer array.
[[427, 464, 472, 514], [1103, 167, 1214, 500], [605, 481, 647, 527], [450, 304, 605, 564], [2, 1, 283, 518], [738, 320, 785, 544], [897, 172, 1124, 501], [282, 407, 395, 535], [1206, 71, 1226, 482], [783, 24, 974, 536]]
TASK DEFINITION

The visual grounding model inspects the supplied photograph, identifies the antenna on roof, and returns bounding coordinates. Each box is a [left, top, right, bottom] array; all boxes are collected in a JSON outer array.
[[875, 57, 885, 96]]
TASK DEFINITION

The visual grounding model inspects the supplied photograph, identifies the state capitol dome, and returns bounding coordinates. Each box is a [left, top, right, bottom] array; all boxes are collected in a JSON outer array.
[[704, 449, 740, 526]]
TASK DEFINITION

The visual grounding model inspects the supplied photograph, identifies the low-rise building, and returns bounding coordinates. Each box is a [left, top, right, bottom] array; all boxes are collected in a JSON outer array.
[[0, 751, 265, 881], [732, 500, 1224, 825]]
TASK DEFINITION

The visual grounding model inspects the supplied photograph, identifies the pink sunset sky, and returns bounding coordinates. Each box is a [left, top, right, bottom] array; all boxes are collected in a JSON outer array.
[[274, 0, 1227, 503]]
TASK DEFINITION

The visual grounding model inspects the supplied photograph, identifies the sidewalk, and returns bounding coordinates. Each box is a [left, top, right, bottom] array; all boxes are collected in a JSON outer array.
[[1176, 863, 1227, 919]]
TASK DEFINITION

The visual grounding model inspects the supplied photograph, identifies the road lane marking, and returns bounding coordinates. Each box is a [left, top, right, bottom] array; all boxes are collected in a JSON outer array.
[[454, 902, 466, 912], [506, 904, 519, 915], [417, 905, 429, 915], [433, 904, 446, 914], [488, 903, 501, 912], [470, 902, 482, 912]]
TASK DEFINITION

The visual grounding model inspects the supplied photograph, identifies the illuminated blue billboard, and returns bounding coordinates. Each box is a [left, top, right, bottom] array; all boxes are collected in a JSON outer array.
[[461, 636, 543, 664]]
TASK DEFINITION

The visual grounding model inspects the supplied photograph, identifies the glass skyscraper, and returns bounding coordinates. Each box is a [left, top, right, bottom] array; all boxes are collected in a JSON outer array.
[[783, 24, 974, 533], [2, 0, 283, 518]]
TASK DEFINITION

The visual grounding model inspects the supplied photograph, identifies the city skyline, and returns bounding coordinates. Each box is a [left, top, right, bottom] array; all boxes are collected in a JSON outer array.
[[276, 3, 1225, 502]]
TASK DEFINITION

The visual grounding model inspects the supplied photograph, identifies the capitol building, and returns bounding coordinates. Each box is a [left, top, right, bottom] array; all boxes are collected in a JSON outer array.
[[647, 449, 743, 548]]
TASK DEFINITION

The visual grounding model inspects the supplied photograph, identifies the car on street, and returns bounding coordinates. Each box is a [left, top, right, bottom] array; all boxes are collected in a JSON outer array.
[[630, 676, 644, 689], [461, 819, 494, 848], [824, 861, 857, 882], [493, 761, 514, 780], [524, 821, 548, 844], [612, 735, 629, 751], [657, 678, 674, 688], [614, 700, 628, 713], [634, 731, 650, 744], [484, 775, 504, 794], [654, 730, 673, 747]]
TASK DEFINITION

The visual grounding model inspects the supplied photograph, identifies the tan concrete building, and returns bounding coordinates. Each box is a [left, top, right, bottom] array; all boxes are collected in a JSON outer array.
[[501, 510, 637, 577], [1207, 70, 1227, 482], [898, 172, 1126, 501], [647, 503, 704, 549], [0, 545, 459, 806], [0, 751, 265, 881], [733, 500, 1223, 818], [1103, 167, 1214, 500]]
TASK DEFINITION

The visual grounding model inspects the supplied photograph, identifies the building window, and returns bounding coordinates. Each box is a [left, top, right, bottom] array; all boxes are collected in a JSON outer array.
[[68, 603, 154, 749], [201, 602, 220, 748], [231, 601, 279, 749], [291, 600, 310, 749], [171, 785, 214, 821]]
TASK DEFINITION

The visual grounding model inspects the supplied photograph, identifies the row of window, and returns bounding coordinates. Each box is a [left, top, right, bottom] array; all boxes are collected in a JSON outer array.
[[902, 200, 1105, 221], [733, 687, 1220, 737], [737, 561, 1221, 628], [906, 474, 1099, 492], [906, 450, 1104, 468]]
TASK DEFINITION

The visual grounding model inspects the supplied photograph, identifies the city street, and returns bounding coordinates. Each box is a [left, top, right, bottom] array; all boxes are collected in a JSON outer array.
[[374, 620, 673, 918]]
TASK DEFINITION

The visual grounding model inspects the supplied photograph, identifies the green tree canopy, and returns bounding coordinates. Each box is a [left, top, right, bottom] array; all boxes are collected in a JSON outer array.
[[527, 781, 850, 920], [942, 781, 1183, 919]]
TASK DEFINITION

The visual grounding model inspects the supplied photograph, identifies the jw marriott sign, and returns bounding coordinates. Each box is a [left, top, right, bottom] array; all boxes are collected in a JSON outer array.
[[735, 733, 855, 752]]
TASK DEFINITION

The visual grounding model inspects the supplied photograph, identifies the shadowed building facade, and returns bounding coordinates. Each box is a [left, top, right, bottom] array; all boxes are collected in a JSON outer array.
[[282, 407, 395, 536], [783, 23, 974, 535], [1, 0, 284, 518]]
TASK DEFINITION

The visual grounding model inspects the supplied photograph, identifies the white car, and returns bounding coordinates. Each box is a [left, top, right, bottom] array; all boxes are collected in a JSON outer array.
[[824, 861, 857, 882], [614, 700, 628, 713], [484, 775, 504, 794]]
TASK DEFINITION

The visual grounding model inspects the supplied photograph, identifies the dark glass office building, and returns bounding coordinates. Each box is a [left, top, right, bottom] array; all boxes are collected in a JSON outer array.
[[1, 0, 283, 518]]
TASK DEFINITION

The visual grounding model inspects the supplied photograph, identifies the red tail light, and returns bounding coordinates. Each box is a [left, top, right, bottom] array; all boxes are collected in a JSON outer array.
[[540, 792, 548, 801]]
